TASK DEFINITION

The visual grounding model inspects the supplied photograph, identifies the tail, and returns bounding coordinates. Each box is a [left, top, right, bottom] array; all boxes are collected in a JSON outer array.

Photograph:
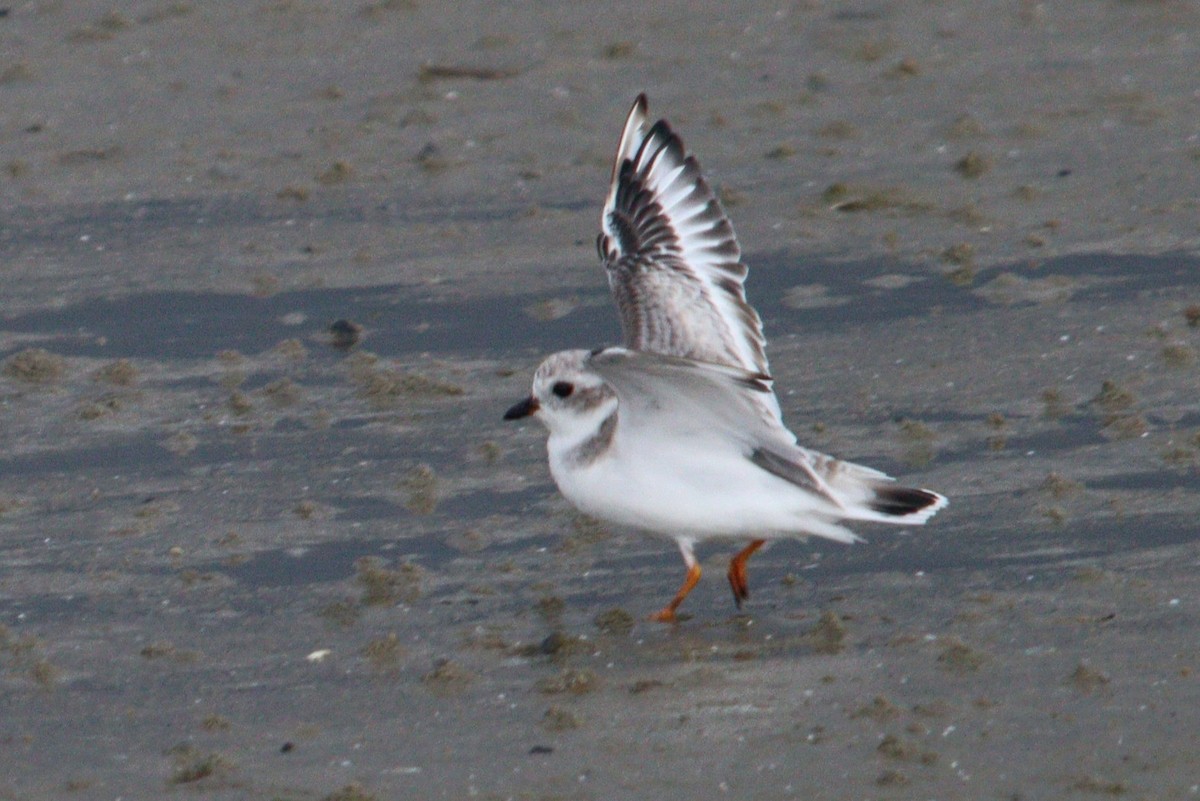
[[753, 443, 949, 528], [863, 484, 948, 524], [794, 445, 949, 525]]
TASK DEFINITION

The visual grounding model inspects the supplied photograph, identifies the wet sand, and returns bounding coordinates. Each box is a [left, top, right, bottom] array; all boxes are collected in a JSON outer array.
[[2, 2, 1200, 799]]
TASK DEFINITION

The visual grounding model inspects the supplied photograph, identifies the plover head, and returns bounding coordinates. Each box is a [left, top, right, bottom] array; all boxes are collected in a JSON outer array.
[[504, 349, 617, 438]]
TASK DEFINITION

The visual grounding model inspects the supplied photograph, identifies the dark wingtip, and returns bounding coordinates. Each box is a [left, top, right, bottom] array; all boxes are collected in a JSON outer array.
[[736, 372, 774, 393], [503, 396, 539, 421], [869, 486, 945, 517]]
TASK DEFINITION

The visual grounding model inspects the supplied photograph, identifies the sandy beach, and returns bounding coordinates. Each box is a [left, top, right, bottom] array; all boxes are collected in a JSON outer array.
[[2, 2, 1199, 798]]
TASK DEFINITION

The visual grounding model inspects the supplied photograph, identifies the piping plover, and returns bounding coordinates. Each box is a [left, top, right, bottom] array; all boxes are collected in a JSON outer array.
[[506, 95, 947, 622]]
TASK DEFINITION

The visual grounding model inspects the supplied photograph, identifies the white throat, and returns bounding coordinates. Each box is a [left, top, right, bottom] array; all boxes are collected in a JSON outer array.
[[545, 399, 618, 468]]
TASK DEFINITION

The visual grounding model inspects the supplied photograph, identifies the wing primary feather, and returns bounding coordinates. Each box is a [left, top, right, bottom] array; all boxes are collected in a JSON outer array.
[[749, 447, 842, 507], [597, 95, 777, 419], [738, 373, 774, 393]]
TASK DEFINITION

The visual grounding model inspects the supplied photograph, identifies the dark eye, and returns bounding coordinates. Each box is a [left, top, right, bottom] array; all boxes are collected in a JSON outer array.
[[551, 381, 574, 399]]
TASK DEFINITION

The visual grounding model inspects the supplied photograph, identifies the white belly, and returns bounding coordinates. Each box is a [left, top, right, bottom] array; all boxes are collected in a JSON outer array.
[[548, 435, 834, 539]]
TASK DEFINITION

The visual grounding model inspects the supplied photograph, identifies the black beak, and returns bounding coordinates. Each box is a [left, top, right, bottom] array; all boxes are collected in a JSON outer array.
[[503, 396, 539, 421]]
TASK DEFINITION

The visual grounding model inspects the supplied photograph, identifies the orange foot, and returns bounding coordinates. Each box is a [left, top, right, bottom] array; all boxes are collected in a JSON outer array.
[[727, 539, 766, 609], [648, 607, 679, 624], [649, 562, 701, 623]]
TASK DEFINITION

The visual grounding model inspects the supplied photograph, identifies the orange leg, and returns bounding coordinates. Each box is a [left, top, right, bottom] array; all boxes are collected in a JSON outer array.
[[650, 538, 701, 623], [727, 539, 766, 609]]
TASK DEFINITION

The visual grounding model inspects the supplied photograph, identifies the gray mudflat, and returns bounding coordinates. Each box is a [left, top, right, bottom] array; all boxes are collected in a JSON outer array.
[[2, 2, 1199, 799]]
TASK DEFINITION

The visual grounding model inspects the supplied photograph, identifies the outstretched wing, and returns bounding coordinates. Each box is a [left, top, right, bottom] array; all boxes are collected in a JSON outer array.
[[597, 95, 771, 383]]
